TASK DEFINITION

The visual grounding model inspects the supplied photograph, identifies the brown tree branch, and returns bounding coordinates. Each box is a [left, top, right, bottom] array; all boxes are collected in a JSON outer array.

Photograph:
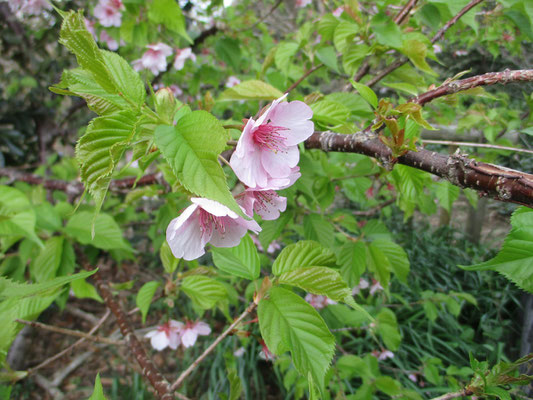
[[306, 69, 533, 208], [430, 388, 473, 400], [169, 302, 257, 392], [366, 0, 485, 87], [16, 319, 123, 346]]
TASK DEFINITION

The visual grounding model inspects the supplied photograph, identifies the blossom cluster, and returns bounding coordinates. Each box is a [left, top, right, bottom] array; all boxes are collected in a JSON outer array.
[[166, 94, 314, 260], [132, 44, 197, 75], [8, 0, 51, 16], [145, 320, 211, 351]]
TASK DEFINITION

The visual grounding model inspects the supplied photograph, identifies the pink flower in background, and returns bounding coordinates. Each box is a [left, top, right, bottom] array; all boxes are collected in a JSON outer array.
[[332, 6, 344, 17], [371, 349, 395, 360], [369, 279, 384, 295], [94, 0, 124, 27], [168, 84, 183, 97], [85, 18, 97, 40], [10, 0, 51, 16], [166, 198, 261, 261], [237, 189, 287, 220], [226, 76, 241, 88], [132, 43, 173, 74], [180, 321, 211, 348], [145, 320, 183, 351], [352, 278, 370, 295], [99, 30, 118, 51], [173, 48, 197, 70], [305, 294, 337, 309], [408, 374, 418, 383], [296, 0, 312, 8], [230, 95, 314, 189]]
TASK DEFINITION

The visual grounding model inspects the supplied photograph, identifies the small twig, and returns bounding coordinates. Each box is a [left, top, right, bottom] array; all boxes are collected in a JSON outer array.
[[430, 389, 473, 400], [237, 0, 284, 32], [26, 310, 111, 376], [393, 0, 419, 25], [285, 64, 324, 93], [34, 374, 64, 400], [218, 154, 232, 168], [16, 319, 123, 346], [422, 139, 533, 154], [65, 304, 100, 325], [170, 302, 257, 391], [366, 0, 486, 87], [51, 351, 93, 387]]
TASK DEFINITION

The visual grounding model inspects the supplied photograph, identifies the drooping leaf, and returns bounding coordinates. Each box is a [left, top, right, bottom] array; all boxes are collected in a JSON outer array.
[[258, 287, 335, 393], [310, 99, 350, 126], [71, 279, 104, 303], [30, 237, 64, 283], [333, 20, 360, 53], [371, 240, 410, 283], [155, 112, 243, 216], [460, 207, 533, 293], [370, 12, 403, 49], [0, 186, 41, 246], [181, 275, 227, 309], [272, 240, 336, 275], [219, 80, 284, 101], [376, 308, 401, 351], [160, 242, 179, 274], [402, 39, 437, 76], [343, 44, 370, 77], [65, 211, 132, 251], [212, 234, 260, 280], [275, 42, 299, 74], [215, 38, 242, 71], [350, 80, 378, 109], [136, 281, 161, 323], [315, 46, 339, 73], [303, 213, 335, 248], [339, 241, 367, 287], [76, 110, 139, 213]]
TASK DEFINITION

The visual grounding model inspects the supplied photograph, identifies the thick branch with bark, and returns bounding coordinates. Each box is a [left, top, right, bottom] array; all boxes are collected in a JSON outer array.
[[306, 69, 533, 207]]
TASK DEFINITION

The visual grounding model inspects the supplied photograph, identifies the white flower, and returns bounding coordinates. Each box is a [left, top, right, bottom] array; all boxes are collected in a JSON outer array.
[[181, 321, 211, 348], [145, 320, 183, 351], [173, 48, 197, 70], [225, 76, 241, 88], [369, 279, 384, 295], [305, 294, 337, 310], [233, 347, 246, 357], [94, 0, 124, 28], [352, 278, 370, 295]]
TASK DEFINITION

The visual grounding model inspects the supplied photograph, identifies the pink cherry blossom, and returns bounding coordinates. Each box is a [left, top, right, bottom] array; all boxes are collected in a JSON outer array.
[[145, 320, 183, 351], [180, 321, 211, 348], [369, 279, 384, 295], [94, 0, 124, 27], [371, 349, 394, 360], [408, 373, 418, 383], [230, 95, 314, 189], [132, 43, 173, 75], [20, 0, 52, 15], [173, 48, 197, 70], [352, 278, 370, 295], [296, 0, 312, 7], [99, 30, 119, 51], [237, 189, 287, 220], [85, 18, 97, 40], [166, 198, 261, 261], [332, 6, 344, 17], [305, 294, 337, 310], [153, 84, 183, 97], [226, 76, 241, 88]]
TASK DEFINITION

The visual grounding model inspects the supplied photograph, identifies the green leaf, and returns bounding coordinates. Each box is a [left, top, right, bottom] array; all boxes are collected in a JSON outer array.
[[402, 40, 437, 76], [374, 376, 402, 396], [317, 13, 339, 41], [76, 110, 139, 213], [148, 0, 192, 43], [215, 38, 242, 71], [333, 21, 360, 53], [136, 281, 161, 323], [212, 234, 260, 280], [376, 308, 401, 351], [315, 46, 339, 73], [0, 186, 40, 246], [155, 112, 243, 216], [350, 80, 378, 109], [370, 12, 403, 49], [65, 211, 132, 251], [181, 276, 227, 309], [339, 241, 367, 287], [275, 42, 299, 74], [435, 181, 460, 213], [71, 279, 104, 303], [160, 242, 179, 274], [258, 287, 335, 393], [277, 266, 357, 308], [258, 210, 293, 251], [460, 207, 533, 293], [30, 237, 64, 283], [371, 240, 410, 283], [272, 240, 336, 275], [310, 99, 350, 126], [342, 44, 369, 76], [219, 80, 284, 101], [88, 373, 108, 400], [366, 242, 391, 287], [303, 213, 335, 248], [485, 386, 512, 400], [227, 368, 243, 400], [59, 11, 117, 94], [0, 269, 97, 300]]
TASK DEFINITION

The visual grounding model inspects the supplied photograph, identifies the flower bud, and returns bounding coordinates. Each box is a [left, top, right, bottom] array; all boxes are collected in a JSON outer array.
[[154, 88, 176, 124]]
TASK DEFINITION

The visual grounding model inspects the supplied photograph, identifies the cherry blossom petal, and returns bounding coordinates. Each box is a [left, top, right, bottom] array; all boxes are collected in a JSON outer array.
[[269, 101, 314, 146], [166, 205, 211, 260], [192, 197, 237, 218], [149, 331, 170, 351], [181, 329, 198, 348], [193, 321, 211, 336], [260, 144, 299, 177]]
